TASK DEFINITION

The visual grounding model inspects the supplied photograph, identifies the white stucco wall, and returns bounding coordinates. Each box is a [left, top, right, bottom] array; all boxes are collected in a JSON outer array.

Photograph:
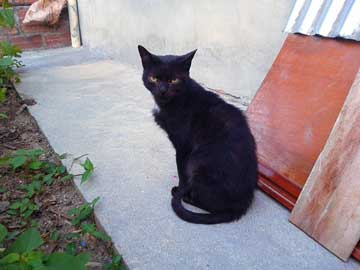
[[77, 0, 294, 98]]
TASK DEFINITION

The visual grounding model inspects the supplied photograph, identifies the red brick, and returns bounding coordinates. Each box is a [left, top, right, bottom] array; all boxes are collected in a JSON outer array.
[[10, 34, 43, 50], [0, 23, 17, 36], [44, 32, 70, 48], [3, 0, 37, 6], [4, 26, 18, 35]]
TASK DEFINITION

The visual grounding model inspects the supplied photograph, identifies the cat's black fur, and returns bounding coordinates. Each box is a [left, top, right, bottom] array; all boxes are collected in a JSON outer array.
[[138, 45, 258, 224]]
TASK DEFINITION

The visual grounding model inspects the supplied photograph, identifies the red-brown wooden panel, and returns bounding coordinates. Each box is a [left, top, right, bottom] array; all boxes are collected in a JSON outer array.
[[247, 34, 360, 260], [290, 71, 360, 260], [248, 35, 360, 189]]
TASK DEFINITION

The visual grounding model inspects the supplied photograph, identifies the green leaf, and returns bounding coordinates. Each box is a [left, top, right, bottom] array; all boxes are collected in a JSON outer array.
[[10, 156, 27, 170], [0, 186, 6, 193], [6, 228, 44, 254], [0, 41, 21, 57], [0, 157, 10, 166], [80, 170, 92, 184], [61, 174, 73, 182], [69, 206, 93, 226], [43, 174, 54, 185], [104, 255, 125, 270], [65, 242, 77, 256], [50, 230, 59, 241], [1, 262, 28, 270], [81, 223, 95, 233], [0, 113, 8, 119], [26, 149, 45, 158], [68, 197, 100, 226], [91, 230, 111, 241], [22, 209, 34, 218], [90, 197, 100, 207], [7, 209, 17, 216], [56, 165, 66, 174], [81, 223, 111, 241], [30, 220, 39, 228], [23, 251, 44, 269], [44, 162, 57, 175], [76, 253, 91, 266], [0, 57, 13, 67], [28, 161, 44, 170], [0, 88, 6, 103], [80, 158, 94, 184], [44, 252, 90, 270], [81, 158, 94, 171], [9, 201, 22, 210], [0, 224, 8, 243], [0, 3, 15, 29], [21, 181, 42, 198], [0, 253, 20, 265]]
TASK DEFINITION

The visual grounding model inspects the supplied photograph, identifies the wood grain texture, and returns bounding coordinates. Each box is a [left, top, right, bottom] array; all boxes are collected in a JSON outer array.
[[247, 34, 360, 260], [289, 70, 360, 261], [248, 34, 360, 190]]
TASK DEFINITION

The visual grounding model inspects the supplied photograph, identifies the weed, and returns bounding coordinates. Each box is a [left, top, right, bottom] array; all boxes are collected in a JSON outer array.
[[81, 223, 111, 242], [105, 255, 126, 270], [0, 148, 125, 269], [8, 198, 39, 218], [0, 228, 90, 269], [68, 197, 100, 226]]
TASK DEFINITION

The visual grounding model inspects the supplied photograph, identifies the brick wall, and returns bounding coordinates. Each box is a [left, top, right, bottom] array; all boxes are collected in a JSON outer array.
[[0, 0, 71, 50]]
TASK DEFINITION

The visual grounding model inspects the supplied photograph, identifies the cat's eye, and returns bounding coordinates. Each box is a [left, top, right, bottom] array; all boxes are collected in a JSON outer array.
[[149, 76, 158, 83], [170, 78, 180, 84]]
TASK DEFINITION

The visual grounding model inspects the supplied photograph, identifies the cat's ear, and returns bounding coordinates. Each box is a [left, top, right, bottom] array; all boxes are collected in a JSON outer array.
[[178, 49, 197, 72], [138, 45, 158, 69]]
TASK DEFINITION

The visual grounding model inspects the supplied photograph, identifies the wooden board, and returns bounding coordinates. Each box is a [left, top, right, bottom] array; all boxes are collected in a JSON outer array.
[[289, 71, 360, 261], [246, 34, 360, 260], [248, 34, 360, 193]]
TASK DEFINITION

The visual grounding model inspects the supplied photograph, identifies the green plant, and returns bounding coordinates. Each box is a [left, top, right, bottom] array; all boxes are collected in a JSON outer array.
[[0, 224, 7, 245], [0, 0, 23, 118], [0, 228, 90, 270], [0, 0, 22, 86], [0, 149, 45, 170], [80, 158, 94, 184], [81, 223, 111, 242], [0, 148, 122, 268], [68, 197, 100, 226], [0, 87, 6, 102], [20, 180, 42, 198], [0, 0, 15, 29], [104, 255, 126, 270], [8, 198, 39, 218]]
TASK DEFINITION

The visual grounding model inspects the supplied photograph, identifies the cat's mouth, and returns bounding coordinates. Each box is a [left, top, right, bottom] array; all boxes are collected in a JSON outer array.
[[156, 95, 171, 103]]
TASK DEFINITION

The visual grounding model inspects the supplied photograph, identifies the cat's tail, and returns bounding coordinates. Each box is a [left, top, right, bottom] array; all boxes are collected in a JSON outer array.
[[171, 186, 239, 225]]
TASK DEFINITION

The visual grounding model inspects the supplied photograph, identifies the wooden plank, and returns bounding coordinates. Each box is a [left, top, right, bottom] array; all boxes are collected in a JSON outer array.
[[247, 34, 360, 260], [247, 34, 360, 190], [289, 70, 360, 261]]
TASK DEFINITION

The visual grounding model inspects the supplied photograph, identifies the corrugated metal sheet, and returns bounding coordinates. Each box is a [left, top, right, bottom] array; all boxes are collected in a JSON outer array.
[[285, 0, 360, 41]]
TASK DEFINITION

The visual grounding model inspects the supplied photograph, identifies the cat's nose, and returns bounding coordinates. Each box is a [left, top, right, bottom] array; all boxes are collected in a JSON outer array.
[[159, 85, 167, 94]]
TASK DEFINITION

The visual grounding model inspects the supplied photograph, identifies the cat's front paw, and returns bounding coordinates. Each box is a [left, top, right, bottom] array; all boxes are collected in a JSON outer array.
[[171, 186, 178, 196]]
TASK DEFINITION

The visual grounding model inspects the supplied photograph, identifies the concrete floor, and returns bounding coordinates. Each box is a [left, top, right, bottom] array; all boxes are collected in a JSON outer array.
[[17, 47, 360, 270]]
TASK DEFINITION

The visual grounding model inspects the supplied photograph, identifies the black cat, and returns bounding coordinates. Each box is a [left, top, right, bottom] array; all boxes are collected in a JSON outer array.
[[138, 45, 258, 224]]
